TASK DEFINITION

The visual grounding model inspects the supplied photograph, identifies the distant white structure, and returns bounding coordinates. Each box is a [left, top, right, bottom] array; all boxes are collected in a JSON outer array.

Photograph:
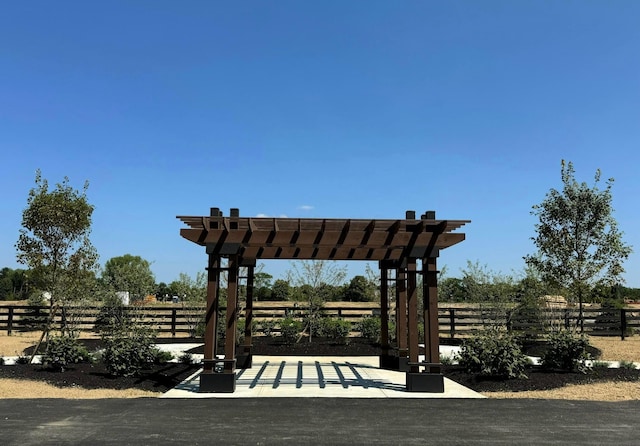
[[42, 291, 52, 301], [116, 291, 130, 306]]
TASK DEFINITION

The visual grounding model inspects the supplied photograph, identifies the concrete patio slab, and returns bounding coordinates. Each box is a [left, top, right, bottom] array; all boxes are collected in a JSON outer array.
[[162, 355, 485, 399]]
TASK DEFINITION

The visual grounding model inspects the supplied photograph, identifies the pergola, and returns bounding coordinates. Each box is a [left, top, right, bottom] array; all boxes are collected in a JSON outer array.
[[177, 208, 469, 393]]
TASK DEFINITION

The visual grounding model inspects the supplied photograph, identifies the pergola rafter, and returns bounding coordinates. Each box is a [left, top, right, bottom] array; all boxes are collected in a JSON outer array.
[[177, 208, 469, 393]]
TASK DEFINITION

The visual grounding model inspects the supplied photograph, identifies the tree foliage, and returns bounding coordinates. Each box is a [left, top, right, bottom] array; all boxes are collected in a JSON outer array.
[[169, 271, 206, 303], [344, 275, 375, 302], [16, 170, 98, 339], [525, 161, 632, 315], [103, 254, 155, 302], [287, 260, 347, 342], [0, 267, 30, 300], [270, 279, 291, 301]]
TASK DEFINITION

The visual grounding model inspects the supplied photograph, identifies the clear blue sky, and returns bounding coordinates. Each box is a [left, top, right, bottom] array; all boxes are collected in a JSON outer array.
[[1, 1, 639, 287]]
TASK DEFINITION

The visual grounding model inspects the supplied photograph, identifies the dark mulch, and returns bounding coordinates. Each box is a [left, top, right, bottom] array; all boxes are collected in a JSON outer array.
[[0, 361, 201, 393], [443, 366, 640, 392], [3, 337, 639, 394]]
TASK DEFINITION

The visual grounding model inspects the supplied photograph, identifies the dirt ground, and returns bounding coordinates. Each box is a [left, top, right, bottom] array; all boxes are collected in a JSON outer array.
[[1, 332, 639, 400]]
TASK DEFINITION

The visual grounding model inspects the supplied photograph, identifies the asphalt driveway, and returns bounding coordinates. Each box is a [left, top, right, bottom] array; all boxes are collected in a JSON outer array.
[[2, 398, 639, 445]]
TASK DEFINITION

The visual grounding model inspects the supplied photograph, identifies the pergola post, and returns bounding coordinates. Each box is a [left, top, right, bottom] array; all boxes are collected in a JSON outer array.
[[202, 255, 219, 373], [237, 263, 254, 369], [224, 256, 239, 369], [396, 266, 408, 371], [406, 255, 444, 392], [406, 258, 419, 374], [379, 266, 394, 369], [199, 255, 225, 392], [424, 256, 440, 367], [200, 255, 238, 392]]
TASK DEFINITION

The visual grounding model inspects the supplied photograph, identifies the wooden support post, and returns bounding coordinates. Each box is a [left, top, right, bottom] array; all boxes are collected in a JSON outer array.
[[380, 268, 389, 356], [224, 256, 239, 372], [202, 255, 220, 374], [406, 255, 445, 393], [424, 256, 440, 368], [238, 265, 254, 368], [407, 258, 419, 373], [396, 267, 408, 361]]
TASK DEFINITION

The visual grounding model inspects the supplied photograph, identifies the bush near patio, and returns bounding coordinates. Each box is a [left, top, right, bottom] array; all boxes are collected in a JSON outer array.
[[42, 335, 92, 372], [540, 330, 592, 374], [457, 329, 529, 379]]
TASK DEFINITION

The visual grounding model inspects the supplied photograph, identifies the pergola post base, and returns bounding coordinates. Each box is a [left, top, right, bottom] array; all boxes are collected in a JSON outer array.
[[199, 372, 236, 393], [379, 354, 410, 372], [236, 353, 253, 369], [405, 372, 444, 393]]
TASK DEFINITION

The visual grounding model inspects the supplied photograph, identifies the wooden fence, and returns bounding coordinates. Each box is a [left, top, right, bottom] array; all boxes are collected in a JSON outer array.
[[1, 303, 638, 339]]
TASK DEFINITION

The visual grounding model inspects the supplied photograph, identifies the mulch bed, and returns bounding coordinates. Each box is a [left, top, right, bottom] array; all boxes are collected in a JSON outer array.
[[2, 337, 639, 394]]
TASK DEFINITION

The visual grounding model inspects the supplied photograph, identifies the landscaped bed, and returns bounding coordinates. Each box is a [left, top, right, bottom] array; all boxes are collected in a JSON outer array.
[[1, 335, 639, 398]]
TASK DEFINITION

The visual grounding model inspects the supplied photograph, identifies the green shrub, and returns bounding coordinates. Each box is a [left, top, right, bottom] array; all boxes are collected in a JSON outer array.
[[458, 329, 528, 379], [306, 314, 325, 339], [153, 348, 174, 364], [322, 318, 351, 344], [279, 317, 302, 344], [15, 356, 29, 364], [592, 360, 610, 369], [540, 330, 591, 374], [178, 352, 194, 364], [43, 335, 92, 371], [194, 318, 206, 338], [440, 354, 454, 366], [102, 327, 157, 377], [236, 319, 246, 345], [619, 360, 637, 370], [357, 317, 381, 342], [259, 319, 277, 338]]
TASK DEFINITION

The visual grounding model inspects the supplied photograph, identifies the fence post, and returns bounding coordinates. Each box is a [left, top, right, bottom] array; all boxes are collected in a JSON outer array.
[[171, 308, 177, 338], [621, 309, 627, 341], [564, 310, 570, 330], [8, 306, 14, 335], [449, 309, 455, 339]]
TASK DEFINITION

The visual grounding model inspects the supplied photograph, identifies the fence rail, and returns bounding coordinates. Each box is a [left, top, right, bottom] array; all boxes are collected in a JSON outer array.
[[1, 303, 638, 339]]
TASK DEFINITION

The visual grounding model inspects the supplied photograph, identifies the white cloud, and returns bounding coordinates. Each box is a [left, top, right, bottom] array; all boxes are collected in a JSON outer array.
[[298, 205, 314, 211], [255, 213, 288, 218]]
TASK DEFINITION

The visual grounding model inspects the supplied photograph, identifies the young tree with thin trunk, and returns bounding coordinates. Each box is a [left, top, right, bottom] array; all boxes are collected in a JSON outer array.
[[16, 170, 98, 358], [287, 260, 347, 342], [525, 160, 632, 330]]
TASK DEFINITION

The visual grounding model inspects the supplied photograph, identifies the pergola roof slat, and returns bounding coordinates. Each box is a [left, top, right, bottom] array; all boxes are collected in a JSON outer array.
[[178, 213, 469, 262]]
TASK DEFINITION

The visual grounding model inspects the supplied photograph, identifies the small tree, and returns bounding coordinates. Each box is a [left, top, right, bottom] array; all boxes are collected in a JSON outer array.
[[525, 161, 632, 330], [287, 260, 347, 342], [170, 271, 206, 336], [16, 170, 98, 358], [460, 261, 518, 327]]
